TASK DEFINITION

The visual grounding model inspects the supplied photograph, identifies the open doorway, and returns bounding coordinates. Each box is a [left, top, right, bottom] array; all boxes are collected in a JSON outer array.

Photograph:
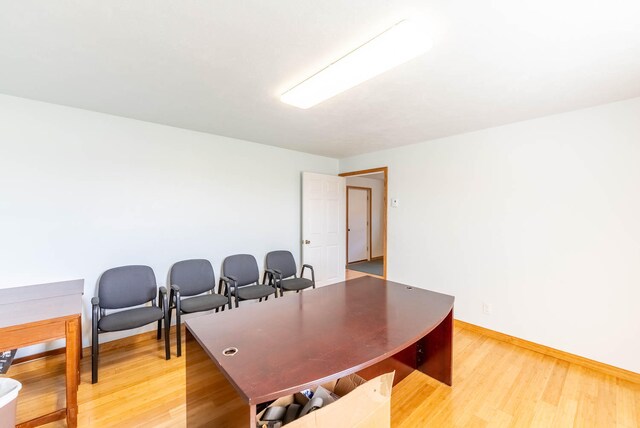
[[347, 186, 371, 264], [339, 167, 387, 279]]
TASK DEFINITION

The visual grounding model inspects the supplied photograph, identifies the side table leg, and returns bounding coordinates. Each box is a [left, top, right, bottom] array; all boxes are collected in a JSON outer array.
[[77, 315, 82, 383], [66, 316, 80, 428]]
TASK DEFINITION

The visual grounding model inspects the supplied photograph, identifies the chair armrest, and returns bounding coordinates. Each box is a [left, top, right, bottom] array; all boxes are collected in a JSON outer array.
[[220, 276, 238, 293], [264, 269, 282, 288], [264, 268, 282, 279], [220, 275, 238, 286], [169, 284, 181, 307], [301, 264, 315, 285], [91, 296, 100, 324], [220, 276, 239, 308], [158, 286, 169, 314]]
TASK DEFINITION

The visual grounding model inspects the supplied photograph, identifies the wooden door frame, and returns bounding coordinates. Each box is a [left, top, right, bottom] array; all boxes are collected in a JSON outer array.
[[346, 186, 372, 264], [339, 167, 388, 278]]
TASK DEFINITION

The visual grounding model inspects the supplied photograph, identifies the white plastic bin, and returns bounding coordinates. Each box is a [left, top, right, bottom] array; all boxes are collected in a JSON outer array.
[[0, 378, 22, 428]]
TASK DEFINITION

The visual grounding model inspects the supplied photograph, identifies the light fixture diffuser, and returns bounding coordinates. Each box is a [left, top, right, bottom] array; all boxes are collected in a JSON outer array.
[[280, 20, 432, 109]]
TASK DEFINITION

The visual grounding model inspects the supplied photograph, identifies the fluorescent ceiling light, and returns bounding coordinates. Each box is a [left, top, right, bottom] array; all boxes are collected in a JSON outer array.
[[280, 20, 432, 109]]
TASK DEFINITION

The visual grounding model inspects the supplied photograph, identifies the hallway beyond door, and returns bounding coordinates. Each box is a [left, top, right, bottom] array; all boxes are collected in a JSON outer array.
[[347, 258, 383, 277]]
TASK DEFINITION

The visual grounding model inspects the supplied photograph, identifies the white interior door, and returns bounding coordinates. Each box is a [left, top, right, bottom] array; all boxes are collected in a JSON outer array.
[[302, 172, 346, 287], [348, 188, 369, 263]]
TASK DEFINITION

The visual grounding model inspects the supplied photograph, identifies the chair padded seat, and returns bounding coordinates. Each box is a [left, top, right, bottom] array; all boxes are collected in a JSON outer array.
[[99, 306, 163, 332], [233, 284, 276, 300], [180, 293, 228, 313], [280, 277, 313, 291]]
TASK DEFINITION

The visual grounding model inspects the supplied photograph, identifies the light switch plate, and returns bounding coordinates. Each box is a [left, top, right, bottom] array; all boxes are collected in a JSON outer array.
[[391, 198, 399, 207]]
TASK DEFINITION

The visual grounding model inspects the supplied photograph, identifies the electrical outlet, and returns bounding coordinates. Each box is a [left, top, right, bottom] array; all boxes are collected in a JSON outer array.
[[483, 302, 492, 315], [391, 198, 399, 207]]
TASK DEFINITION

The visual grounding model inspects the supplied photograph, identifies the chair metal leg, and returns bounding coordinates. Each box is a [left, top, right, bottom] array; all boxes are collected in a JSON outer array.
[[167, 295, 174, 336], [159, 290, 170, 360], [164, 313, 171, 360], [176, 309, 182, 357], [91, 302, 99, 384], [157, 295, 162, 340], [91, 328, 99, 384]]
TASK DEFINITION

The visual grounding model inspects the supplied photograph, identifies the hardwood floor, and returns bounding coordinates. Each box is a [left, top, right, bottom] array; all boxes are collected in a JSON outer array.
[[5, 323, 639, 427]]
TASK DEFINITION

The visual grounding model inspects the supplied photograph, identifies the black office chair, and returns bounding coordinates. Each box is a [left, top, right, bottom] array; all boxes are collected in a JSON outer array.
[[92, 265, 170, 384], [264, 250, 315, 297], [169, 259, 229, 357], [220, 254, 277, 308]]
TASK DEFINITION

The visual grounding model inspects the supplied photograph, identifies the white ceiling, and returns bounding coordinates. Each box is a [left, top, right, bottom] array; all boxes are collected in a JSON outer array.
[[1, 1, 639, 158]]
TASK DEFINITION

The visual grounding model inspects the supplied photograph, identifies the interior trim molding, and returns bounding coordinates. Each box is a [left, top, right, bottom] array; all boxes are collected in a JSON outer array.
[[455, 319, 640, 384], [80, 330, 166, 358], [13, 330, 171, 366]]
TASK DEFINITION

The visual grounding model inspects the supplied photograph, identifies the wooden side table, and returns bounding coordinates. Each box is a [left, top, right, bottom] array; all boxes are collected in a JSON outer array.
[[0, 280, 84, 428]]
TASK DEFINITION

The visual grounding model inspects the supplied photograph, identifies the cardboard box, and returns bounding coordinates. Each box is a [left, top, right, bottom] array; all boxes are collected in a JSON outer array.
[[257, 372, 394, 428]]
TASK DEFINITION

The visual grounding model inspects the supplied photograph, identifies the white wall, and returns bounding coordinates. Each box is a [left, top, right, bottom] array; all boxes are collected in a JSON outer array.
[[0, 94, 338, 352], [345, 176, 384, 258], [340, 97, 640, 373]]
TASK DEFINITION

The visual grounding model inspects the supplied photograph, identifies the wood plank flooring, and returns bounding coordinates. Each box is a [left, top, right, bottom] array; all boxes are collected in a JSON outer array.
[[4, 320, 639, 427]]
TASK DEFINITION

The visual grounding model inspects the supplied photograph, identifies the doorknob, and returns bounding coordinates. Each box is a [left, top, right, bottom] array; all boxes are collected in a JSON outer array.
[[303, 240, 311, 244]]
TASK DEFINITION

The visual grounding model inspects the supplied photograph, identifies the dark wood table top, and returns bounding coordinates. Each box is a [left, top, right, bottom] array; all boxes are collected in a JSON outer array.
[[185, 276, 455, 405]]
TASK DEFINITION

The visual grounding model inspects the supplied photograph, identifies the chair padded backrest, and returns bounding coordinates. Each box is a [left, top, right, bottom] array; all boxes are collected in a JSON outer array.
[[170, 259, 215, 297], [99, 265, 157, 309], [266, 250, 297, 279], [223, 254, 259, 287]]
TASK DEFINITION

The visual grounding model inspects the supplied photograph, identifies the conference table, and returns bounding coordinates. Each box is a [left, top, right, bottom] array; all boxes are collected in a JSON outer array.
[[185, 275, 454, 427]]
